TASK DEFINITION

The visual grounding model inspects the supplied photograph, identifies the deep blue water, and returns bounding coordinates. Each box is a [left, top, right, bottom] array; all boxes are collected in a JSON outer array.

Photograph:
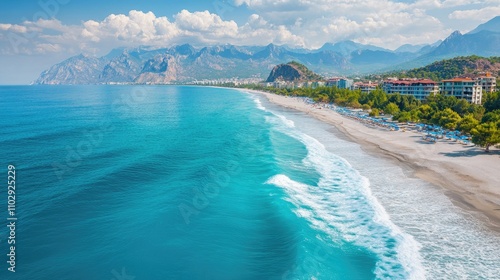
[[0, 85, 425, 279]]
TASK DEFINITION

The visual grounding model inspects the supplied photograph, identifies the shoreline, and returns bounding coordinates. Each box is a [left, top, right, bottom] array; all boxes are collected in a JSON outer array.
[[241, 88, 500, 232]]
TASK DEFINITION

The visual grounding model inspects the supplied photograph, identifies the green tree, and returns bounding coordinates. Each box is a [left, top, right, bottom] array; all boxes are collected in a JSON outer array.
[[358, 91, 370, 105], [369, 88, 388, 109], [409, 109, 422, 122], [483, 91, 500, 112], [369, 108, 380, 117], [431, 108, 462, 130], [418, 104, 434, 121], [394, 111, 413, 122], [388, 93, 403, 105], [481, 110, 500, 123], [384, 102, 400, 115], [452, 99, 470, 116], [457, 114, 479, 134], [471, 122, 500, 152], [315, 94, 329, 103], [468, 104, 485, 121], [349, 100, 362, 108]]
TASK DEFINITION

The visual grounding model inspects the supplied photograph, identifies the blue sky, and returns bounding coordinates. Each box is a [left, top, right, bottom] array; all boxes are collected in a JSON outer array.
[[0, 1, 252, 25], [1, 0, 499, 84]]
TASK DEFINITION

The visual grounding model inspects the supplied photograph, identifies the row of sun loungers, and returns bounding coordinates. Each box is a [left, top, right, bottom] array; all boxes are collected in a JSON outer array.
[[298, 98, 472, 146]]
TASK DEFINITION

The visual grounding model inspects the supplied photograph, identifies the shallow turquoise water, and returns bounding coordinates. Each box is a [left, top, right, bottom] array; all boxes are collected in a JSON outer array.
[[0, 85, 426, 279]]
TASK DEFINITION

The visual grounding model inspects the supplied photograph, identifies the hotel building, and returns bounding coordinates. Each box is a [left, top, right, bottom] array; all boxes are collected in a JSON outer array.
[[382, 79, 439, 101], [353, 81, 378, 94], [326, 77, 353, 89], [477, 73, 497, 93], [440, 78, 483, 104]]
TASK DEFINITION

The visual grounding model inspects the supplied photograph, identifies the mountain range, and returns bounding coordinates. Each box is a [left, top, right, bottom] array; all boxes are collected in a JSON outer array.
[[34, 16, 500, 84]]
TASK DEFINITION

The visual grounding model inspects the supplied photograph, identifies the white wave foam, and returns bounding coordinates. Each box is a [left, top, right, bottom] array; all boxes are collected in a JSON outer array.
[[265, 113, 426, 279], [276, 114, 295, 128], [247, 94, 296, 128], [261, 104, 500, 279], [264, 111, 296, 129], [252, 96, 266, 111]]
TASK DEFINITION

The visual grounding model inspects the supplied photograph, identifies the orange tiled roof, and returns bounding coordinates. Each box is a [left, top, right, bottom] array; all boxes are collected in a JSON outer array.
[[384, 79, 437, 85], [441, 77, 474, 82]]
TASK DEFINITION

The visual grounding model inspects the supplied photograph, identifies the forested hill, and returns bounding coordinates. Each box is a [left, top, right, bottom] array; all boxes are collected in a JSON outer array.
[[266, 61, 324, 82], [378, 56, 500, 81]]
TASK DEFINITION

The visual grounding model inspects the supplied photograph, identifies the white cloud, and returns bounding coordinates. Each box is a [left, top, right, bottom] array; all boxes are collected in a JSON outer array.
[[247, 14, 268, 27], [175, 10, 236, 32], [0, 23, 28, 33], [35, 43, 62, 53], [31, 19, 67, 31], [440, 0, 467, 7], [449, 6, 500, 20], [231, 0, 451, 48], [0, 9, 309, 54], [0, 24, 12, 31], [80, 11, 179, 44], [0, 1, 498, 56]]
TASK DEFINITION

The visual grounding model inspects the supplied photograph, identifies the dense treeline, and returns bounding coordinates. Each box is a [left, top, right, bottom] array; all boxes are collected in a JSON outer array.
[[236, 84, 500, 151]]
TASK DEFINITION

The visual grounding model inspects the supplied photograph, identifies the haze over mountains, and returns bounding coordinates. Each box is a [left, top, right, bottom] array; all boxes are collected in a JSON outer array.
[[35, 16, 500, 84]]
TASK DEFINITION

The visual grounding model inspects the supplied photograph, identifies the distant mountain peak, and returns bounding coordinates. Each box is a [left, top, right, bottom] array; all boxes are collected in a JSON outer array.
[[395, 43, 428, 53], [265, 43, 282, 52], [468, 16, 500, 34], [76, 53, 89, 58], [250, 43, 287, 59], [318, 40, 388, 55], [104, 47, 126, 60], [171, 44, 196, 56], [437, 30, 463, 47], [323, 40, 356, 47], [449, 30, 462, 38]]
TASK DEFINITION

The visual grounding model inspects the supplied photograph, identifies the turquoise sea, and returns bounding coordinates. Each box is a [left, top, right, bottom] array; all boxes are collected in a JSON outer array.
[[0, 85, 499, 280]]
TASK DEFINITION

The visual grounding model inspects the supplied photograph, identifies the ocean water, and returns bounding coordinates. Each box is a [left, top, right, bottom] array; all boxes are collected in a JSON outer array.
[[0, 85, 498, 280]]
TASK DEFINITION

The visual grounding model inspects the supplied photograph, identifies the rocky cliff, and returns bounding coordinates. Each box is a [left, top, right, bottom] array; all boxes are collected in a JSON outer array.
[[266, 61, 324, 82]]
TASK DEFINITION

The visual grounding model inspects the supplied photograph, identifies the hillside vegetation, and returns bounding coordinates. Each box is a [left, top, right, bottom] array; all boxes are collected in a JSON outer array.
[[287, 61, 325, 81], [373, 56, 500, 81]]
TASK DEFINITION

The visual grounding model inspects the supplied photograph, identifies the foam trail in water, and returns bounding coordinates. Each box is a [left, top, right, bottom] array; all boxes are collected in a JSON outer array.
[[265, 113, 426, 280], [275, 114, 295, 128], [251, 95, 266, 111]]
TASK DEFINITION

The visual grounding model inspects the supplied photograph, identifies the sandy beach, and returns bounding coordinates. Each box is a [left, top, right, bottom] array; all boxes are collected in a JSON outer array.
[[244, 89, 500, 231]]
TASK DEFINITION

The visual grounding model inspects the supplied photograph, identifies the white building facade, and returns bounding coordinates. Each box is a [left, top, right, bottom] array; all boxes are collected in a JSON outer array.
[[326, 77, 353, 89], [382, 79, 439, 101], [440, 78, 483, 104], [477, 73, 497, 93]]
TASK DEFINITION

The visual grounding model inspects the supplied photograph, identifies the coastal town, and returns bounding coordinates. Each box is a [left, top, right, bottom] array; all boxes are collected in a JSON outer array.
[[191, 59, 500, 158], [193, 72, 496, 105]]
